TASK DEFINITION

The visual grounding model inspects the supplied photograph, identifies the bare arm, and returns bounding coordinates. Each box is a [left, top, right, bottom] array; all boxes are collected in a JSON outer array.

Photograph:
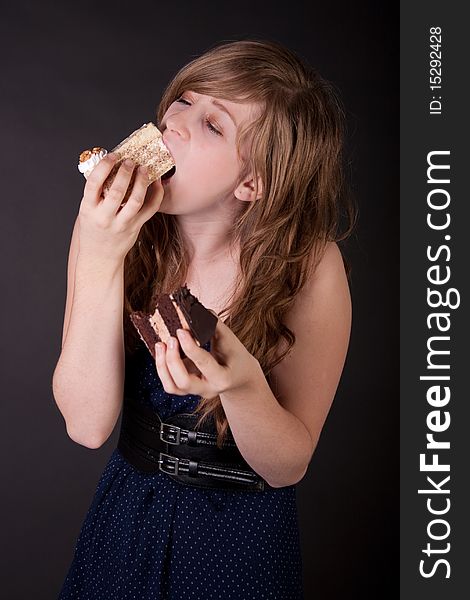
[[61, 215, 79, 351], [220, 242, 352, 487], [52, 246, 125, 449], [52, 154, 164, 449]]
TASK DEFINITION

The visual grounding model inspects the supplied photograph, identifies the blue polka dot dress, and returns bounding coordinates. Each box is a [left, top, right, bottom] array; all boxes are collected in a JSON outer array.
[[58, 339, 304, 599]]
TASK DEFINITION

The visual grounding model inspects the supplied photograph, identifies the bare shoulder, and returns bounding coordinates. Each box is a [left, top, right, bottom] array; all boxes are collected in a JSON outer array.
[[269, 241, 352, 454], [315, 240, 348, 280], [285, 241, 351, 331]]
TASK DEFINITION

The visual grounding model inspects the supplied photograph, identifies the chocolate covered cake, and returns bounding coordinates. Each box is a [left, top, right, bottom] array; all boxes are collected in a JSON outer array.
[[130, 285, 218, 360]]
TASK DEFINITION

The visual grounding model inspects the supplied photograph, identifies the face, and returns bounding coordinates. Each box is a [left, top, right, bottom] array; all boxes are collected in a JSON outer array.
[[148, 91, 260, 216]]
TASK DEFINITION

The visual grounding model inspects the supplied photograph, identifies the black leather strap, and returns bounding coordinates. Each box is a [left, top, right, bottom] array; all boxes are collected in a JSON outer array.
[[117, 396, 272, 492]]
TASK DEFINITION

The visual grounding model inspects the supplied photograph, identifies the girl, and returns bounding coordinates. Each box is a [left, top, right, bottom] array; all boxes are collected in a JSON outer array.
[[54, 39, 356, 599]]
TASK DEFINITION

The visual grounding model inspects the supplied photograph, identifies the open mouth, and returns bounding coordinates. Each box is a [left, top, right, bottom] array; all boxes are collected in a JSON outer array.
[[161, 165, 176, 180]]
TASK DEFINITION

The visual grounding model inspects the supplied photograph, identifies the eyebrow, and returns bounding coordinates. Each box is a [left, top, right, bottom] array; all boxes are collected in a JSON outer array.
[[211, 99, 237, 128], [186, 92, 238, 128]]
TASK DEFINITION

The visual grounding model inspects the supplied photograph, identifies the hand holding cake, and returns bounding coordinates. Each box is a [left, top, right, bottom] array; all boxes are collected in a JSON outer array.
[[159, 313, 264, 400], [130, 285, 264, 399], [77, 126, 172, 263], [78, 122, 175, 204]]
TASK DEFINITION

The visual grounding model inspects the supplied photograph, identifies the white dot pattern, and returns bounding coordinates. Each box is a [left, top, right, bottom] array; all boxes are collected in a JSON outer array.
[[58, 340, 304, 599]]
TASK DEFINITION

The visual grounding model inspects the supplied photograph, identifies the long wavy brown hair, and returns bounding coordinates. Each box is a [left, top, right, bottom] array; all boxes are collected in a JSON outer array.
[[123, 39, 358, 447]]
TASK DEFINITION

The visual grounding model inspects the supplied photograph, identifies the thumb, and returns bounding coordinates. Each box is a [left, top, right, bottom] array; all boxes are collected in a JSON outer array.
[[141, 179, 164, 220]]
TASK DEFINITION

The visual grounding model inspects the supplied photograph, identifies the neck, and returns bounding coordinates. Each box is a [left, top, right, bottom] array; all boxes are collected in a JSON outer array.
[[176, 214, 239, 266]]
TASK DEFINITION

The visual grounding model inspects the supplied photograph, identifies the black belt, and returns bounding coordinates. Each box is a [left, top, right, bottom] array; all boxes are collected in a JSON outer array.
[[117, 396, 273, 492]]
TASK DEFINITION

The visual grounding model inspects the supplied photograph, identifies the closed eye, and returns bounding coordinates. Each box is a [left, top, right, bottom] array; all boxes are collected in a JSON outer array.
[[175, 96, 223, 136]]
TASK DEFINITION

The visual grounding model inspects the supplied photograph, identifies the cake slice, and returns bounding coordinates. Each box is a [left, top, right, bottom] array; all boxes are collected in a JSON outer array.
[[78, 123, 175, 204], [130, 285, 218, 360]]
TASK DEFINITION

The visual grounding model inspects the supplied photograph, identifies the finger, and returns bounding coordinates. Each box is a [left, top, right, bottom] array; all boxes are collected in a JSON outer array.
[[176, 329, 229, 390], [83, 152, 119, 204], [137, 178, 165, 222], [117, 165, 150, 219], [101, 159, 137, 210], [165, 336, 203, 392], [155, 341, 205, 396], [182, 356, 203, 377], [154, 343, 180, 394]]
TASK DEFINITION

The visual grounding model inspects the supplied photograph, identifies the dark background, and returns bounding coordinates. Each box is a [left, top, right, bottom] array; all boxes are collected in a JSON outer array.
[[0, 1, 398, 598]]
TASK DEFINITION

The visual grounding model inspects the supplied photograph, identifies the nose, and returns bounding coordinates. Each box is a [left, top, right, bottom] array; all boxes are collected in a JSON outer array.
[[163, 112, 189, 141]]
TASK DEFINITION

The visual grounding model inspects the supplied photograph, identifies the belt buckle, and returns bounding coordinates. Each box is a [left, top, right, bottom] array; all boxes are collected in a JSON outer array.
[[158, 452, 180, 475], [160, 422, 181, 445]]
